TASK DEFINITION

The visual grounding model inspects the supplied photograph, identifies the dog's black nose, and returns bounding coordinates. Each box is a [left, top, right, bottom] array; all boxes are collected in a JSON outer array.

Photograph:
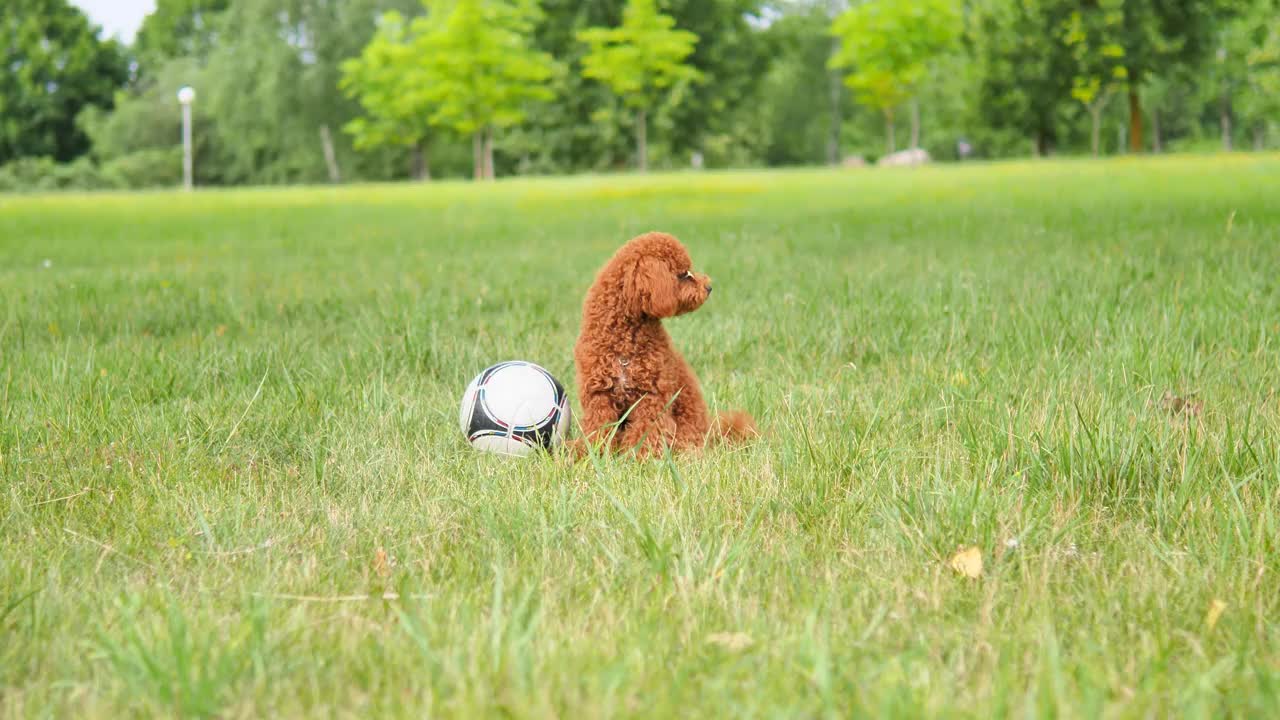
[[706, 285, 713, 294]]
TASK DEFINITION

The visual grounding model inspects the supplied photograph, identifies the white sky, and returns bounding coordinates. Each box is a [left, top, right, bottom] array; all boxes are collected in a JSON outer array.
[[71, 0, 157, 43]]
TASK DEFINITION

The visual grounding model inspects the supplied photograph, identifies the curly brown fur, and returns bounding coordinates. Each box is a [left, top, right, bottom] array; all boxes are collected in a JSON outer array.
[[571, 231, 757, 457]]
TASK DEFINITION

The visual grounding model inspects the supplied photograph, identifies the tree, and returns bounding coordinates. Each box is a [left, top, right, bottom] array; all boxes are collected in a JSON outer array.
[[199, 0, 420, 184], [829, 0, 960, 154], [970, 0, 1076, 156], [416, 0, 559, 179], [77, 57, 224, 180], [1139, 70, 1182, 152], [1214, 0, 1280, 150], [1240, 4, 1280, 149], [753, 5, 851, 166], [660, 0, 770, 167], [1107, 1, 1240, 153], [1063, 3, 1128, 155], [133, 0, 230, 73], [523, 0, 768, 172], [340, 12, 435, 179], [818, 0, 847, 165], [578, 0, 701, 171], [0, 0, 128, 164]]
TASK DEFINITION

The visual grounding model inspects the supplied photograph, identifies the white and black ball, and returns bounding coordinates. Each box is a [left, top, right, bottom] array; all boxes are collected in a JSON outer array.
[[459, 361, 570, 456]]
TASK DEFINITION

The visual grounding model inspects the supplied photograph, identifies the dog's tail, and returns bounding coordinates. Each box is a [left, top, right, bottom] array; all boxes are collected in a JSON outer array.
[[711, 410, 758, 444]]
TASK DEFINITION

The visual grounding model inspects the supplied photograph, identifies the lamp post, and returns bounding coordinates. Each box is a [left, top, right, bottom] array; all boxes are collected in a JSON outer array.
[[177, 86, 196, 191]]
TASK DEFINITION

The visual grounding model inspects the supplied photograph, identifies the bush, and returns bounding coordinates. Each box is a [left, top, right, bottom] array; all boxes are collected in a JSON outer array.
[[101, 148, 184, 189], [0, 156, 117, 192], [52, 157, 127, 191], [0, 149, 183, 193], [0, 157, 57, 192]]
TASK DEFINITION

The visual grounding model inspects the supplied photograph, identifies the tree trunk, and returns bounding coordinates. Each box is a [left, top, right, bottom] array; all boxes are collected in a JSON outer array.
[[1152, 109, 1162, 153], [1089, 106, 1103, 157], [826, 48, 842, 165], [909, 97, 920, 150], [483, 127, 495, 180], [883, 107, 895, 155], [1127, 84, 1143, 153], [636, 108, 648, 172], [472, 132, 483, 180], [1034, 130, 1047, 157], [411, 142, 430, 181], [1220, 90, 1232, 151], [1254, 124, 1266, 151], [319, 124, 341, 183]]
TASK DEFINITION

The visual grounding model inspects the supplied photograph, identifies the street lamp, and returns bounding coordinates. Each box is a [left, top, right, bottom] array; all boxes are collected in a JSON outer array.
[[177, 86, 196, 191]]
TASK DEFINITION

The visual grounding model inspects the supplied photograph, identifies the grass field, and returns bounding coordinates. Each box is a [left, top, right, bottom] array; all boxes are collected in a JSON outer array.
[[3, 156, 1280, 718]]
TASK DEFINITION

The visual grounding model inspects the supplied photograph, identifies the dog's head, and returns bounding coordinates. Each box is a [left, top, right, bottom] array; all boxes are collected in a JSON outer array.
[[610, 232, 713, 320]]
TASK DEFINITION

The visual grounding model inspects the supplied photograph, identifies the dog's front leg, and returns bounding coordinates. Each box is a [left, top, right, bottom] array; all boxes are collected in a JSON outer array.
[[667, 367, 711, 449], [578, 391, 624, 448], [614, 394, 678, 457]]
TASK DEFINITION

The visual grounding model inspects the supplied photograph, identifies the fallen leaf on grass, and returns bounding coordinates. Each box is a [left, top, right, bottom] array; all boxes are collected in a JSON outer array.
[[372, 547, 391, 578], [1204, 599, 1227, 632], [949, 546, 983, 578], [706, 632, 753, 651], [1161, 391, 1203, 418]]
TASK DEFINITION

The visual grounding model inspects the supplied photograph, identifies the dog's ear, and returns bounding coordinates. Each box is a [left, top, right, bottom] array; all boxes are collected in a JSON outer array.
[[624, 256, 679, 318]]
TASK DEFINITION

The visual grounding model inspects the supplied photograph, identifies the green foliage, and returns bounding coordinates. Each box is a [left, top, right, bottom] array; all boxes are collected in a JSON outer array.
[[100, 148, 186, 188], [85, 0, 430, 186], [419, 0, 557, 136], [753, 9, 837, 165], [749, 2, 872, 166], [970, 0, 1077, 155], [1108, 0, 1238, 83], [578, 0, 701, 169], [0, 149, 182, 192], [1226, 0, 1280, 146], [133, 0, 230, 72], [411, 0, 560, 178], [506, 2, 636, 173], [16, 0, 1279, 183], [829, 0, 960, 150], [659, 0, 770, 164], [0, 0, 128, 164], [78, 57, 205, 163], [1063, 2, 1128, 154], [339, 12, 434, 156], [578, 0, 700, 110], [198, 0, 421, 184], [1102, 0, 1243, 150], [0, 156, 111, 192], [1063, 4, 1127, 107]]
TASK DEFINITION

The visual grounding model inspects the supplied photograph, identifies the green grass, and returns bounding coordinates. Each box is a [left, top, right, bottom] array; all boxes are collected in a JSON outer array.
[[3, 155, 1279, 718]]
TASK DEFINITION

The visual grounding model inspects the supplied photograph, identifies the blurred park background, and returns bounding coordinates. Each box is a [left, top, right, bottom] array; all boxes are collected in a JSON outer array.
[[3, 0, 1279, 191]]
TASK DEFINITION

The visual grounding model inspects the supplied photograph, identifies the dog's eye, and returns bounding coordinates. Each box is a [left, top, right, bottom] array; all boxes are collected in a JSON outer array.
[[679, 271, 693, 280]]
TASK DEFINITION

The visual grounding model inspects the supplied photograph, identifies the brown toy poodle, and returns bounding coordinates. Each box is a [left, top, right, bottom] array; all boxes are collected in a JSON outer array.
[[572, 231, 756, 457]]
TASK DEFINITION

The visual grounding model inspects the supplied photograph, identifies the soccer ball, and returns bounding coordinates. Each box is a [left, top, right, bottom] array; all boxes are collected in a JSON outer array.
[[459, 361, 571, 456]]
